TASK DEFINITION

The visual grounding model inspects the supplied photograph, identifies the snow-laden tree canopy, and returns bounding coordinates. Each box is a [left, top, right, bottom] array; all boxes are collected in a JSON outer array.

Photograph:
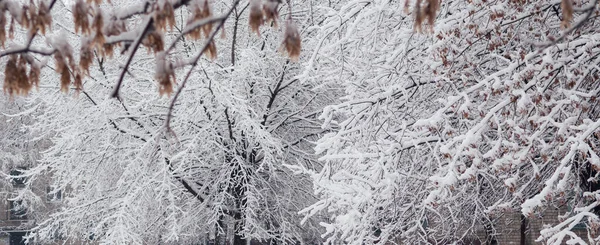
[[302, 0, 600, 244], [1, 0, 600, 244], [1, 0, 326, 244]]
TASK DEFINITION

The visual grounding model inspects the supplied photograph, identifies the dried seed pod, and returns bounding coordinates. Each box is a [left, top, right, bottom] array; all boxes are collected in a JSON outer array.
[[8, 18, 14, 39], [92, 8, 103, 33], [73, 0, 90, 34], [155, 0, 175, 31], [3, 55, 18, 96], [263, 0, 280, 27], [36, 1, 52, 35], [184, 0, 212, 39], [92, 8, 105, 48], [414, 0, 423, 32], [561, 0, 573, 29], [73, 69, 83, 92], [59, 69, 70, 93], [281, 19, 301, 62], [28, 0, 36, 24], [155, 52, 176, 96], [248, 0, 263, 35], [0, 11, 5, 48], [424, 0, 439, 30], [100, 15, 125, 57], [80, 38, 93, 75], [204, 40, 217, 60], [186, 4, 204, 40], [101, 43, 115, 58], [3, 55, 34, 96], [103, 16, 126, 36], [55, 52, 71, 93], [414, 0, 439, 33], [88, 0, 103, 5], [143, 31, 164, 54], [20, 6, 30, 28], [29, 62, 40, 90], [200, 0, 212, 37], [51, 38, 76, 93], [16, 57, 31, 95], [403, 0, 411, 14]]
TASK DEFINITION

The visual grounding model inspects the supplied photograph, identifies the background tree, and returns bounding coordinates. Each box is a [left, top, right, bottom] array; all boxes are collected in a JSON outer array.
[[4, 0, 600, 244], [303, 0, 600, 244], [0, 0, 328, 244]]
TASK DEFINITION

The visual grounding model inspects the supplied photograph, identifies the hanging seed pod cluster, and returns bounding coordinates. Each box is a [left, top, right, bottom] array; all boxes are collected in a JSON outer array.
[[1, 0, 303, 98], [1, 0, 52, 96], [249, 0, 301, 61]]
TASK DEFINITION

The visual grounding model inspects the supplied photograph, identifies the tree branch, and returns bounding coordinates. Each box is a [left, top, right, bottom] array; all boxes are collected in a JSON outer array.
[[110, 17, 154, 98]]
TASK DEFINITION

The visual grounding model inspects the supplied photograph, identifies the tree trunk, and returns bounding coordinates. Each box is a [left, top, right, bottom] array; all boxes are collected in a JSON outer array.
[[231, 164, 247, 245], [232, 210, 246, 245], [482, 219, 498, 245], [520, 214, 529, 245]]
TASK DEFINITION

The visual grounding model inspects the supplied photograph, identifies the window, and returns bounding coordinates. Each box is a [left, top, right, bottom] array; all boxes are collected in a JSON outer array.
[[8, 200, 27, 220], [46, 187, 62, 202], [8, 231, 26, 245], [9, 168, 27, 187]]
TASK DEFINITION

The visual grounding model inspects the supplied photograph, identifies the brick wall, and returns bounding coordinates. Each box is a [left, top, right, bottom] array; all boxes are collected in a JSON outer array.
[[473, 205, 589, 245]]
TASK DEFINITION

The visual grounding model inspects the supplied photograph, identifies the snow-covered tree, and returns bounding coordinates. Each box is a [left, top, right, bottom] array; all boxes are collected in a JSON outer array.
[[303, 0, 600, 244], [5, 0, 600, 244], [1, 0, 327, 244]]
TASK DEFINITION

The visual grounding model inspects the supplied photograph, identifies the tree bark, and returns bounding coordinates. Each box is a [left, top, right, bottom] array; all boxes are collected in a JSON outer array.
[[231, 164, 248, 245], [520, 214, 529, 245]]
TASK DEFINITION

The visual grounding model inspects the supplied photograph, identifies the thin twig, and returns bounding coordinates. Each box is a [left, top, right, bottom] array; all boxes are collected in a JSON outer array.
[[536, 0, 598, 49], [0, 0, 58, 58], [167, 15, 227, 52], [110, 18, 154, 98], [165, 0, 241, 132]]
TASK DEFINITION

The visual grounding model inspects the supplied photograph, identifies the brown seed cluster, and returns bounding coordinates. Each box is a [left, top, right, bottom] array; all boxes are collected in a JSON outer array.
[[204, 40, 217, 60], [249, 0, 264, 35], [143, 31, 165, 54], [34, 1, 52, 35], [561, 0, 573, 29], [0, 11, 6, 48], [282, 19, 301, 62], [156, 52, 176, 96], [101, 16, 126, 58], [54, 51, 74, 93], [73, 0, 90, 34], [80, 38, 94, 75], [91, 8, 105, 47], [263, 0, 281, 27], [1, 0, 59, 97], [184, 0, 216, 61], [0, 1, 53, 48], [413, 0, 440, 33], [3, 55, 40, 96], [247, 0, 301, 62], [248, 0, 282, 35], [187, 0, 213, 40], [155, 0, 176, 32], [86, 0, 104, 5], [3, 0, 304, 98]]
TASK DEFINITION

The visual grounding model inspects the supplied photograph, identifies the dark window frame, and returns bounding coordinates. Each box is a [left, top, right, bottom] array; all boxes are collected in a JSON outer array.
[[46, 186, 63, 202], [8, 200, 27, 220], [8, 231, 27, 245], [9, 168, 27, 187]]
